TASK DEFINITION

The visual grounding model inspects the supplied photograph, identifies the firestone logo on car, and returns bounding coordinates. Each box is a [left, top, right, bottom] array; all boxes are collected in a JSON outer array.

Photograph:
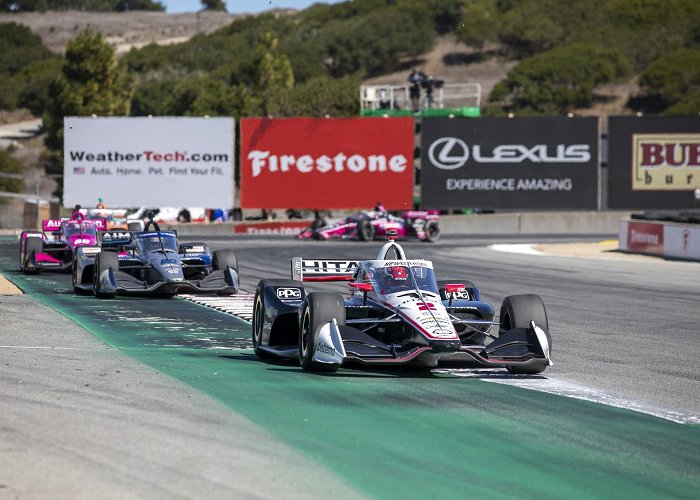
[[428, 137, 591, 170], [247, 150, 408, 177]]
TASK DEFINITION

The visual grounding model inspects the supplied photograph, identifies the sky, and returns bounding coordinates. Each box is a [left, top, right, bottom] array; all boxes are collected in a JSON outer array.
[[162, 0, 344, 14]]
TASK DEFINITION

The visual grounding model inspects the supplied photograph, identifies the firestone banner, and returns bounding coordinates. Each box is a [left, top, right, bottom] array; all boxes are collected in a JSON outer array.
[[64, 117, 234, 208], [420, 117, 599, 209], [240, 117, 414, 210]]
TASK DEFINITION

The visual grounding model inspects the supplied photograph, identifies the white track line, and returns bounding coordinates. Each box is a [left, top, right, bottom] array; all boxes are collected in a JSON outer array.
[[434, 368, 700, 425], [179, 291, 254, 321], [490, 243, 543, 255], [180, 293, 699, 424]]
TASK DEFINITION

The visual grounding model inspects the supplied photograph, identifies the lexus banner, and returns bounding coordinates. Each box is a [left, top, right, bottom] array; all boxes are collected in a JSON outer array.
[[420, 117, 599, 209], [240, 117, 414, 210], [608, 116, 700, 209]]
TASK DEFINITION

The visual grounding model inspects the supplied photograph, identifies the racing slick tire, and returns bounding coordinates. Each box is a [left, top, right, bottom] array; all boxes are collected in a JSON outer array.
[[93, 251, 118, 299], [423, 220, 441, 242], [212, 249, 238, 274], [357, 217, 375, 241], [499, 294, 550, 374], [252, 279, 299, 359], [21, 235, 43, 274], [72, 253, 90, 295], [299, 292, 345, 373], [127, 221, 143, 231]]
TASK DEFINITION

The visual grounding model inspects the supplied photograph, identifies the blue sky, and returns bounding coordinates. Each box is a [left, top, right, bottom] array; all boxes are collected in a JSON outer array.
[[162, 0, 344, 14]]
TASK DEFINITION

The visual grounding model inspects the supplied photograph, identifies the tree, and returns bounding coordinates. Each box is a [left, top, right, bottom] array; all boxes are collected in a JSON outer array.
[[200, 0, 225, 11], [638, 48, 700, 115], [0, 150, 24, 194], [42, 30, 134, 200], [488, 43, 632, 115]]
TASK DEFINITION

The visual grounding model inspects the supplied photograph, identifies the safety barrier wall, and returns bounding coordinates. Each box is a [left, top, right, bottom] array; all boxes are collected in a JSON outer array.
[[618, 218, 700, 261]]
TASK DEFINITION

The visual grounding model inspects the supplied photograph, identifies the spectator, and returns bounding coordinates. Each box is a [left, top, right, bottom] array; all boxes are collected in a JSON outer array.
[[211, 208, 226, 223], [378, 88, 391, 110], [408, 68, 423, 112], [71, 204, 85, 220], [177, 208, 192, 223], [422, 74, 435, 109], [96, 197, 106, 209]]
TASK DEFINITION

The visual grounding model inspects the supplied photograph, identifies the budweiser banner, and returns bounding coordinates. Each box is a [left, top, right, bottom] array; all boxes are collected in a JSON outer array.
[[420, 117, 599, 209], [64, 117, 234, 208], [608, 116, 700, 208], [240, 117, 414, 210]]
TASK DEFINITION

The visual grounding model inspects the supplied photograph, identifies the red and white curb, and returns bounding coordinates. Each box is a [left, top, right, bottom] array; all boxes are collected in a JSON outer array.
[[179, 292, 255, 322]]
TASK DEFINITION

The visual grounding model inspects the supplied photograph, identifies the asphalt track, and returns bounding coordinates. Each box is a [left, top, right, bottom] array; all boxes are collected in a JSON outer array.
[[2, 234, 700, 498]]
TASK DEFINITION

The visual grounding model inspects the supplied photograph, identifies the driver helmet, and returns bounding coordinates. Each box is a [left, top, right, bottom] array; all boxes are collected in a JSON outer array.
[[381, 265, 410, 290]]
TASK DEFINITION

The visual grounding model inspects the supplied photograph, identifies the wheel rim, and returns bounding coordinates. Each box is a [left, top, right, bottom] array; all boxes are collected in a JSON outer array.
[[253, 297, 263, 348], [301, 309, 310, 358]]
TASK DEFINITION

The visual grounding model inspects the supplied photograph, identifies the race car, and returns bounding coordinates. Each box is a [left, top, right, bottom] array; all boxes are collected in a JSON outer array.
[[297, 210, 440, 242], [72, 222, 239, 298], [252, 232, 552, 374], [19, 218, 106, 273]]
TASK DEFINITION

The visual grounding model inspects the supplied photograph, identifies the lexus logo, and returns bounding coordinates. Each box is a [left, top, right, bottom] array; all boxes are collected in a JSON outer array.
[[428, 137, 469, 170]]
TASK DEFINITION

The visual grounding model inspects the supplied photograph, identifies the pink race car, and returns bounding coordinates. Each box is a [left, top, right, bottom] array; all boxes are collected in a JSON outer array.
[[19, 218, 106, 273], [297, 210, 440, 242]]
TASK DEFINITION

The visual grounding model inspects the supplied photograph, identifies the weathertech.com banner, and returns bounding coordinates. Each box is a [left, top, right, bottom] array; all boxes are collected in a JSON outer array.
[[420, 117, 599, 210], [608, 116, 700, 209], [64, 117, 234, 208], [240, 117, 414, 210]]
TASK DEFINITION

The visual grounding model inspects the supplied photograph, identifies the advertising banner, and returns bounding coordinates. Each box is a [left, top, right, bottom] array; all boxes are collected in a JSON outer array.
[[420, 117, 599, 209], [608, 116, 700, 208], [64, 117, 234, 208], [625, 220, 664, 254], [240, 117, 414, 210]]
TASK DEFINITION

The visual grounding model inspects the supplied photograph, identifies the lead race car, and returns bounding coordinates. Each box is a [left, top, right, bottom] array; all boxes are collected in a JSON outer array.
[[253, 232, 552, 374], [297, 209, 441, 242], [72, 220, 239, 298], [19, 217, 106, 273]]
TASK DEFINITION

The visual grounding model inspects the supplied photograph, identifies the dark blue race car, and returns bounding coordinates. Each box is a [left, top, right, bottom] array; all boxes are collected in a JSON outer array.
[[72, 225, 239, 298]]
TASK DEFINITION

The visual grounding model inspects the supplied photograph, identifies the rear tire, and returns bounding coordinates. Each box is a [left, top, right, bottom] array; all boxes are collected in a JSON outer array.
[[299, 292, 345, 373], [357, 218, 375, 241], [500, 294, 550, 374], [423, 220, 440, 242], [93, 251, 118, 299], [127, 221, 143, 231]]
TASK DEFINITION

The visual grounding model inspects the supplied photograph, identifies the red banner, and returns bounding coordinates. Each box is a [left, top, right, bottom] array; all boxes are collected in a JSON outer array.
[[627, 221, 664, 253], [240, 117, 414, 210], [233, 221, 309, 235]]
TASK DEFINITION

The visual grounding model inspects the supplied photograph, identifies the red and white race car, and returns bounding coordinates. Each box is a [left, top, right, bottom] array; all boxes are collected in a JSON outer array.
[[19, 217, 106, 273]]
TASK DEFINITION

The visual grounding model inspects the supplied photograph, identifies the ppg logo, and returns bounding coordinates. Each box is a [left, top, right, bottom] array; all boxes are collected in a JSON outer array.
[[277, 287, 302, 299]]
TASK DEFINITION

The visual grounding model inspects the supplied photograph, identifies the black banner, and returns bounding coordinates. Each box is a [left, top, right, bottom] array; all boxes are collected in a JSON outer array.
[[607, 116, 700, 209], [420, 117, 599, 209]]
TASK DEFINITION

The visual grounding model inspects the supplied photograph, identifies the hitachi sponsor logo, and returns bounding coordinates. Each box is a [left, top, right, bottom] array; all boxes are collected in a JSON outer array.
[[248, 150, 408, 177], [630, 229, 660, 245]]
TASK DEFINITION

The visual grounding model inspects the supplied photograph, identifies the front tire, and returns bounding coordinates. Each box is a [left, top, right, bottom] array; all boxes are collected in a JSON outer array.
[[499, 294, 550, 374], [299, 292, 345, 373], [22, 236, 43, 274], [213, 249, 238, 274], [357, 218, 375, 241], [93, 251, 118, 299], [423, 220, 440, 242]]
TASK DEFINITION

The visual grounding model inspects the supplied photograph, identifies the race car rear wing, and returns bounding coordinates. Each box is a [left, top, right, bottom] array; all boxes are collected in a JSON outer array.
[[98, 230, 177, 247], [291, 257, 359, 282]]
